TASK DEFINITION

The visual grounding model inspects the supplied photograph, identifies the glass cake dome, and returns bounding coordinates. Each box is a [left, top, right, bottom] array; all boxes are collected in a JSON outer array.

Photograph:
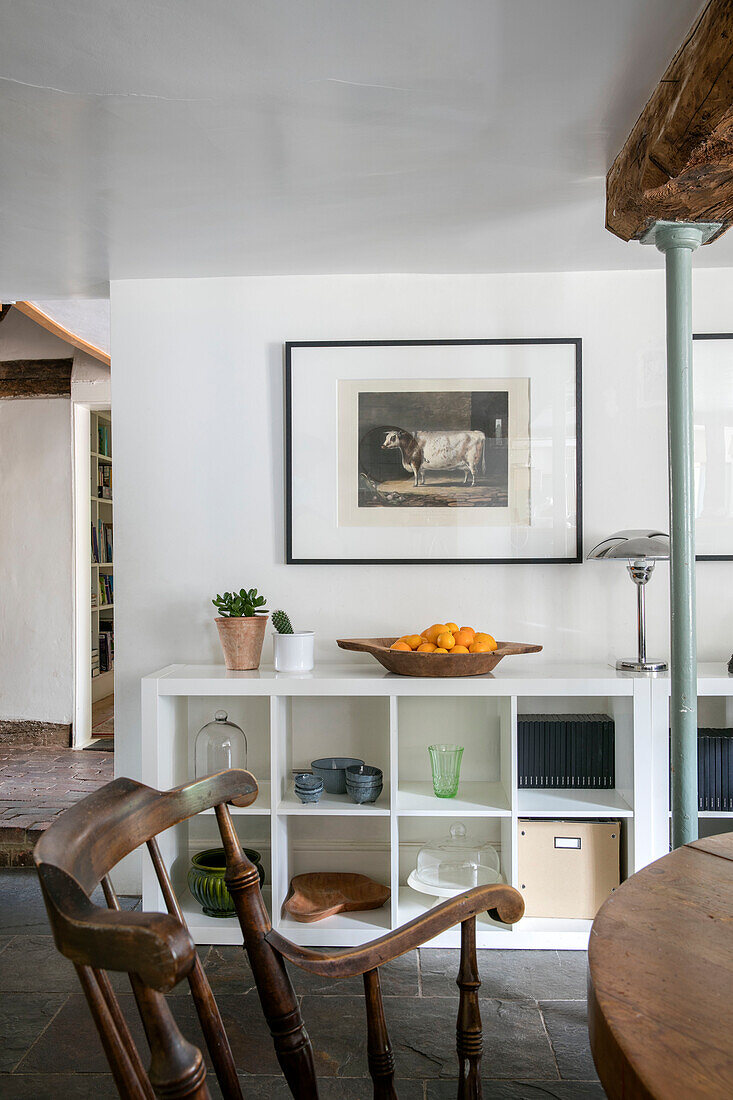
[[195, 710, 247, 779], [414, 822, 501, 894]]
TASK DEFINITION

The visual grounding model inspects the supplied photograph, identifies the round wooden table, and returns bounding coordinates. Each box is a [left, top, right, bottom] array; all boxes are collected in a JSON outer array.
[[588, 833, 733, 1099]]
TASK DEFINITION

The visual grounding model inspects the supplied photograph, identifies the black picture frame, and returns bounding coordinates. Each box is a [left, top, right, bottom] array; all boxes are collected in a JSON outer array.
[[285, 338, 583, 565], [693, 332, 733, 561]]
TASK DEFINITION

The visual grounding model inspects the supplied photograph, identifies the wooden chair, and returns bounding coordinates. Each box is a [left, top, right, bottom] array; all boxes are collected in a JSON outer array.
[[34, 768, 524, 1099]]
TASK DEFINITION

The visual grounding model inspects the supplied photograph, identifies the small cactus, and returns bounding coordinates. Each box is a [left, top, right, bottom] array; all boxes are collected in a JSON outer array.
[[272, 609, 294, 634]]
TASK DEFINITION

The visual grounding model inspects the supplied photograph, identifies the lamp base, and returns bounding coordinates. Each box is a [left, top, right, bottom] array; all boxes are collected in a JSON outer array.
[[616, 658, 668, 673]]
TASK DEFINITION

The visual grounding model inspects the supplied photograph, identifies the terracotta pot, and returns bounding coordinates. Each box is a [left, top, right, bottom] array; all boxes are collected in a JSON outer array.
[[215, 615, 268, 670]]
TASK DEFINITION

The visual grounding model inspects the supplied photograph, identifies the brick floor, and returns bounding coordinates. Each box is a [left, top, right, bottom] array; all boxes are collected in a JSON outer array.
[[0, 746, 113, 865]]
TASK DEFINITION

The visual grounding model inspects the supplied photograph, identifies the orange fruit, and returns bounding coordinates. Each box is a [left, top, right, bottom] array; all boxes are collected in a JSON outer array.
[[453, 628, 474, 648], [451, 645, 470, 654], [445, 622, 459, 634], [469, 641, 491, 653], [474, 632, 498, 651], [459, 626, 475, 639], [417, 642, 437, 652], [436, 631, 455, 650], [434, 647, 448, 653], [424, 624, 447, 644], [406, 634, 424, 650], [390, 641, 411, 651]]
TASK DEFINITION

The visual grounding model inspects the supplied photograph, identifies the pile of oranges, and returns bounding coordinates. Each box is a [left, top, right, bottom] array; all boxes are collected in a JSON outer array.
[[390, 624, 498, 655]]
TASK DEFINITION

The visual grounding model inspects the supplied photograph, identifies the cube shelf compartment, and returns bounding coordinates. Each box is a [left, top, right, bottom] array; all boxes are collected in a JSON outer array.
[[142, 662, 733, 950]]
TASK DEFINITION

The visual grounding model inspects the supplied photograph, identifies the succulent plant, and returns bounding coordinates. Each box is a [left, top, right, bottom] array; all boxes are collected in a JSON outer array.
[[272, 609, 294, 634], [212, 588, 267, 618]]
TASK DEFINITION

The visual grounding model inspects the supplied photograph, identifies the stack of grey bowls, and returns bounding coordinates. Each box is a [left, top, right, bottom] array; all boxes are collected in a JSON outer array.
[[345, 764, 383, 804], [294, 773, 323, 804]]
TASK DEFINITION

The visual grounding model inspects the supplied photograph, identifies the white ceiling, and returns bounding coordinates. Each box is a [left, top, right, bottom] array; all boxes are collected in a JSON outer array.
[[1, 0, 722, 298], [31, 299, 111, 355]]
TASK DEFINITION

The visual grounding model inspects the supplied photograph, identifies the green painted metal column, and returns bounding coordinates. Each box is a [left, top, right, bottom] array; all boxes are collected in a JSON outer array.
[[643, 220, 719, 848]]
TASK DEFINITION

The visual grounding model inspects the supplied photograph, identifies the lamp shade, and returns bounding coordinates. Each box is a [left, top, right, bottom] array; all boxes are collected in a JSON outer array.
[[587, 529, 669, 561]]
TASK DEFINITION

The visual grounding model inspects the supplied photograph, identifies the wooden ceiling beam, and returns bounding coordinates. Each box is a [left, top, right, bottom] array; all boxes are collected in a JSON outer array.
[[0, 358, 73, 398], [607, 0, 733, 242]]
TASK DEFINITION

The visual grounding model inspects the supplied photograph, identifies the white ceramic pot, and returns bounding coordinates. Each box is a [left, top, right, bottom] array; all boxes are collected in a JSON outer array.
[[273, 631, 315, 672]]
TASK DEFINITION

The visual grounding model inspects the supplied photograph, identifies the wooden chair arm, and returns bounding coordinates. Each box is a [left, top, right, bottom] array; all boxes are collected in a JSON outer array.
[[37, 864, 196, 992], [266, 882, 524, 979]]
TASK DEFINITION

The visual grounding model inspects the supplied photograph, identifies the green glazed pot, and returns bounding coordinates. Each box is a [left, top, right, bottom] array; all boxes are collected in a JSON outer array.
[[188, 847, 265, 918]]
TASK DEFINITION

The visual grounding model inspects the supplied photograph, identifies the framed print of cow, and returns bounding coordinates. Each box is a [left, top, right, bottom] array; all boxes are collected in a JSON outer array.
[[285, 339, 582, 565]]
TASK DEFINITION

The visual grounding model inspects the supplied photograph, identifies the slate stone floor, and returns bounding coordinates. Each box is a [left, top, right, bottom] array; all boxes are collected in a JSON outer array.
[[0, 868, 605, 1098]]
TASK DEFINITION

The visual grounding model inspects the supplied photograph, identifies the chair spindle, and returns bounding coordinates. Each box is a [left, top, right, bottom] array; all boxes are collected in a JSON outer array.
[[76, 963, 153, 1100], [456, 917, 483, 1099], [146, 840, 244, 1100], [95, 965, 156, 1100], [103, 872, 211, 1100], [214, 802, 319, 1098], [363, 968, 397, 1099]]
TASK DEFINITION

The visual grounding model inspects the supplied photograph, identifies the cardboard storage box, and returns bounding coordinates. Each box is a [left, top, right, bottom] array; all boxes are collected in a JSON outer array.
[[517, 819, 620, 919]]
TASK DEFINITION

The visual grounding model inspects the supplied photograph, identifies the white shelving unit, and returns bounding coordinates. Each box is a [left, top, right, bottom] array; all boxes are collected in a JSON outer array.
[[90, 410, 114, 703], [652, 672, 733, 842], [140, 660, 732, 950]]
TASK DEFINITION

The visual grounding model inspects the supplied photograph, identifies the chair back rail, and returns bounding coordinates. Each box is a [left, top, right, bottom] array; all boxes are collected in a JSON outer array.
[[35, 772, 258, 894], [34, 769, 524, 1100]]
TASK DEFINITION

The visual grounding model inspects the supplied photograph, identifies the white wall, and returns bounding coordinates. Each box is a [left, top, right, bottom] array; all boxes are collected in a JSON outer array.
[[0, 310, 77, 723], [110, 269, 733, 798]]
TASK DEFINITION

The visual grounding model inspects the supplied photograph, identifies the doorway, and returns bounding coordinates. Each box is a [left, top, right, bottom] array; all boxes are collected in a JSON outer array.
[[73, 404, 114, 749]]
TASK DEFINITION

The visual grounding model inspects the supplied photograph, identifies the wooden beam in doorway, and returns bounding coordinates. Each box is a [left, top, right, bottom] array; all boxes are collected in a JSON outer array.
[[13, 302, 110, 366], [607, 0, 733, 242], [0, 358, 73, 398]]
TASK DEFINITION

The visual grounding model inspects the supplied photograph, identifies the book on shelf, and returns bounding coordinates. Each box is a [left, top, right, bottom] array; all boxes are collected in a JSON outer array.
[[98, 628, 114, 673], [92, 520, 113, 563], [97, 463, 112, 499], [517, 714, 615, 790], [98, 572, 114, 606], [98, 423, 111, 458], [687, 729, 733, 811]]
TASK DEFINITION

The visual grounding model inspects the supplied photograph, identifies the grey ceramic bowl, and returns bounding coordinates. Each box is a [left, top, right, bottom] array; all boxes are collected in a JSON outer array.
[[346, 778, 383, 804], [345, 764, 382, 784], [310, 757, 365, 794], [294, 773, 324, 804]]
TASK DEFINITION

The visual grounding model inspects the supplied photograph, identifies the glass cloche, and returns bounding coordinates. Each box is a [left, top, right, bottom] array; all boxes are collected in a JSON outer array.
[[195, 710, 247, 779], [412, 822, 501, 895]]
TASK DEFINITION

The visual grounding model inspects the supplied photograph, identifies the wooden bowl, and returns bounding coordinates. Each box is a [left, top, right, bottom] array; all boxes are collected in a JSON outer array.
[[283, 872, 390, 923], [337, 637, 542, 677]]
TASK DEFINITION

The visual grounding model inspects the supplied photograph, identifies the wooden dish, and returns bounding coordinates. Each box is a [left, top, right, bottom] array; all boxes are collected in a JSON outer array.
[[283, 872, 391, 923], [337, 637, 542, 677]]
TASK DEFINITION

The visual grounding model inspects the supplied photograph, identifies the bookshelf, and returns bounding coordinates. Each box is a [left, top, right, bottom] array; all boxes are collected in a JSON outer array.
[[90, 410, 114, 703]]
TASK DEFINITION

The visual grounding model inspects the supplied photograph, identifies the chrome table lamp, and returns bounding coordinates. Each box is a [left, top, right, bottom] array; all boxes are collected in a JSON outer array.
[[588, 530, 670, 672]]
